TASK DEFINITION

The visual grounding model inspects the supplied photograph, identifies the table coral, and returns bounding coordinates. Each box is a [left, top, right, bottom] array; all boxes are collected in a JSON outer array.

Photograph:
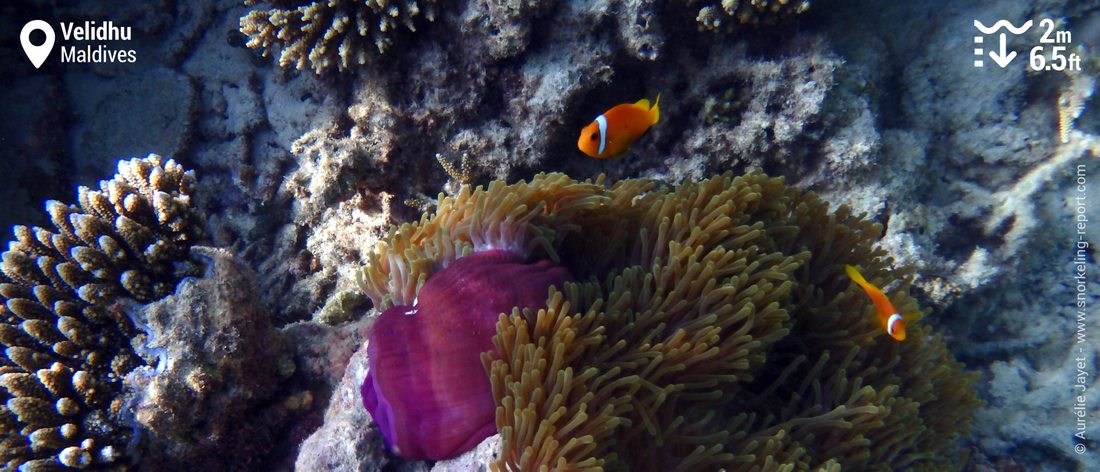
[[0, 155, 204, 470], [356, 172, 982, 469], [240, 0, 438, 74]]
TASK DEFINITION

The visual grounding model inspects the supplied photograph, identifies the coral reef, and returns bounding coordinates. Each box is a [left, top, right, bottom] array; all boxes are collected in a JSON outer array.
[[125, 246, 295, 469], [616, 0, 664, 60], [240, 0, 439, 74], [0, 155, 203, 470], [283, 315, 371, 390], [668, 39, 852, 181], [260, 114, 397, 322], [219, 0, 867, 331], [354, 172, 982, 469], [460, 0, 558, 60], [3, 0, 1094, 470], [435, 0, 619, 180], [688, 0, 811, 31], [811, 0, 1090, 305], [431, 434, 503, 471]]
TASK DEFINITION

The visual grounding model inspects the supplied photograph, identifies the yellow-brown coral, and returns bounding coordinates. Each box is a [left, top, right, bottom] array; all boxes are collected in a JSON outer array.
[[358, 172, 981, 470], [1, 155, 204, 470], [688, 0, 811, 32], [240, 0, 438, 74]]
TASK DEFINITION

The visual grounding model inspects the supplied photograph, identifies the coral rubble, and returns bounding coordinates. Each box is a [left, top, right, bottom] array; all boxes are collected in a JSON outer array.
[[0, 155, 204, 470], [354, 172, 982, 469], [240, 0, 439, 74]]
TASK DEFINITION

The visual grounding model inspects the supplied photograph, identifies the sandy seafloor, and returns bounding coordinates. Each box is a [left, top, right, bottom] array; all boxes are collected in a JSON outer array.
[[1, 0, 1099, 470]]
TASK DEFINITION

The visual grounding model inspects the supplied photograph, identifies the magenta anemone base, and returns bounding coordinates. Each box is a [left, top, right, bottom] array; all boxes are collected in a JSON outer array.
[[361, 249, 573, 460]]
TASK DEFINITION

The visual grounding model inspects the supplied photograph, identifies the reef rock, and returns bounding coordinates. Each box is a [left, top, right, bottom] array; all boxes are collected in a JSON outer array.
[[70, 68, 197, 185], [125, 246, 294, 469], [295, 337, 390, 471]]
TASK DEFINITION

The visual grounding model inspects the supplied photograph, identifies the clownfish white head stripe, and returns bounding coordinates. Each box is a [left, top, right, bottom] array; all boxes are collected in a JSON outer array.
[[595, 114, 608, 155], [886, 313, 903, 337]]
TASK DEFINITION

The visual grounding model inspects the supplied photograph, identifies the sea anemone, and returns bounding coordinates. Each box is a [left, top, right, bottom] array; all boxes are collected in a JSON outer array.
[[357, 172, 981, 469], [358, 175, 603, 460]]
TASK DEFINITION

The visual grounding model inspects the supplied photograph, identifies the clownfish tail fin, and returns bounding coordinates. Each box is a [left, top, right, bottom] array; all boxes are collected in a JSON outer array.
[[844, 262, 862, 281], [844, 264, 869, 287], [651, 93, 660, 124]]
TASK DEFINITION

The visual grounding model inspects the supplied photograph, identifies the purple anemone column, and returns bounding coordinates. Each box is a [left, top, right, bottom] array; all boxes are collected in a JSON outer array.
[[361, 249, 573, 460]]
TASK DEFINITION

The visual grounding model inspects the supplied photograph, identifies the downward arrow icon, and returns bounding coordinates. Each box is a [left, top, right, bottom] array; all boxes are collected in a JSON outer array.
[[989, 33, 1016, 68]]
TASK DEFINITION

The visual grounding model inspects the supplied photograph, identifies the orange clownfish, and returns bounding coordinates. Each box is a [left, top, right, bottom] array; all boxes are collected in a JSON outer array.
[[845, 265, 908, 341], [577, 95, 660, 158]]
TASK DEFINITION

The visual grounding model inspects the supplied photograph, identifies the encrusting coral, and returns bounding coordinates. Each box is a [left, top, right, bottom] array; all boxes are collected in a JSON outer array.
[[358, 172, 981, 470], [125, 247, 295, 469], [0, 155, 204, 470], [240, 0, 439, 74]]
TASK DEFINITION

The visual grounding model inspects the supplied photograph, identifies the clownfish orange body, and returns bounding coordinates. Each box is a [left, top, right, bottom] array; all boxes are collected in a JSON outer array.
[[578, 95, 660, 158], [845, 265, 908, 341]]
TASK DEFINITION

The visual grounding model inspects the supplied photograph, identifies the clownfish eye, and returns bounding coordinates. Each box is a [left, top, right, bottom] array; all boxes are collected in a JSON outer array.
[[590, 132, 599, 141]]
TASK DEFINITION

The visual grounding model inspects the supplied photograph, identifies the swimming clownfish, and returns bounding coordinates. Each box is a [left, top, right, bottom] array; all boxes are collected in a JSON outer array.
[[577, 95, 660, 158], [844, 265, 908, 341]]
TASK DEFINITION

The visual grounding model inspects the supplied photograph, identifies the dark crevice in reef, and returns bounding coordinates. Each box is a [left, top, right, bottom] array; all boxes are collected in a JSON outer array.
[[938, 213, 1008, 264]]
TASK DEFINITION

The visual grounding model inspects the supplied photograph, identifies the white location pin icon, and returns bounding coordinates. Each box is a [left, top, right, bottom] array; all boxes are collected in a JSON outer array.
[[20, 20, 55, 69]]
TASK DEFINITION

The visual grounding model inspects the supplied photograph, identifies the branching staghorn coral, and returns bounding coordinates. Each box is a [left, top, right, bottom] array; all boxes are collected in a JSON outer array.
[[0, 155, 204, 470], [358, 172, 981, 470], [240, 0, 438, 74]]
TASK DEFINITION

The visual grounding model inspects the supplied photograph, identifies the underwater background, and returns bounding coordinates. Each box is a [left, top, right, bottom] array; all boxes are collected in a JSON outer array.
[[0, 0, 1098, 470]]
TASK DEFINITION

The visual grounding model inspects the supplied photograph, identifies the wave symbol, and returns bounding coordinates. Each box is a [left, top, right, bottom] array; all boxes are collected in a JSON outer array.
[[974, 19, 1033, 35]]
